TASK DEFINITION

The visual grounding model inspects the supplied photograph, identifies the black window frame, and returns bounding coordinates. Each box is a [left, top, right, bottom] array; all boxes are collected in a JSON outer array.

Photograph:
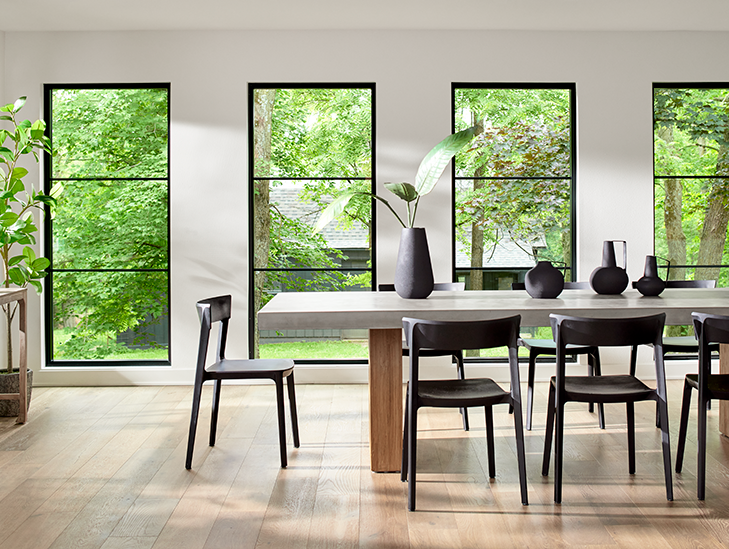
[[247, 83, 377, 363], [43, 83, 172, 367], [451, 82, 577, 287]]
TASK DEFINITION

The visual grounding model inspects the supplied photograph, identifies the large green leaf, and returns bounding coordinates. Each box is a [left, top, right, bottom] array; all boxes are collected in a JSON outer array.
[[312, 191, 359, 234], [414, 124, 482, 197], [384, 182, 418, 202]]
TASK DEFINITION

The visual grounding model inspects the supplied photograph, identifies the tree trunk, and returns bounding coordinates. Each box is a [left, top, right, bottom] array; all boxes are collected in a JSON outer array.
[[469, 175, 484, 292], [252, 89, 277, 358], [695, 137, 729, 282]]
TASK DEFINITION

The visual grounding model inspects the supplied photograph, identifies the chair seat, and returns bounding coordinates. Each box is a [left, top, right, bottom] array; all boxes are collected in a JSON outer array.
[[417, 378, 508, 407], [518, 338, 596, 353], [206, 358, 294, 378], [685, 373, 729, 399], [553, 374, 654, 403], [663, 336, 720, 354]]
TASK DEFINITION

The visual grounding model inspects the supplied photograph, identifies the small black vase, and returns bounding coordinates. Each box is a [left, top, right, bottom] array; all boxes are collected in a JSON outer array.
[[524, 261, 564, 298], [394, 228, 434, 299], [590, 240, 629, 295], [633, 255, 666, 296]]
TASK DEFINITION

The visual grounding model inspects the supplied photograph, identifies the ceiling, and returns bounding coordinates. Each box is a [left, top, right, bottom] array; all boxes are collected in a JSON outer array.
[[2, 0, 729, 33]]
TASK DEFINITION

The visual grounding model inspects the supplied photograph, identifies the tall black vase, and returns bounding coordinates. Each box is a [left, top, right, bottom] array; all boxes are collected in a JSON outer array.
[[590, 240, 629, 295], [633, 255, 666, 296], [394, 227, 434, 299]]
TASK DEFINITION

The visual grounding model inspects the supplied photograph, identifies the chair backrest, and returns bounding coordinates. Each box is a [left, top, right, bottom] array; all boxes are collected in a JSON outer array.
[[666, 279, 716, 289], [403, 316, 522, 393], [403, 315, 520, 353], [692, 312, 729, 388], [511, 281, 589, 291], [550, 313, 666, 348], [196, 295, 232, 366], [379, 282, 465, 292]]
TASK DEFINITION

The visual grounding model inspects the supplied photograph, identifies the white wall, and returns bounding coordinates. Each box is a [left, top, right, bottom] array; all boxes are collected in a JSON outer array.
[[3, 29, 728, 385]]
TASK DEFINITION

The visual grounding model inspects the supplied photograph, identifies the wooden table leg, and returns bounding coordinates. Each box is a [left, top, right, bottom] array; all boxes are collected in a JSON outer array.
[[368, 328, 403, 472], [721, 343, 729, 436]]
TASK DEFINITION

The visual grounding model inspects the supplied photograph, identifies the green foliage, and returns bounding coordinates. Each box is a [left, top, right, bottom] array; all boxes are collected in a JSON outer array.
[[0, 97, 57, 372], [49, 88, 169, 359], [654, 87, 729, 286], [454, 88, 573, 269]]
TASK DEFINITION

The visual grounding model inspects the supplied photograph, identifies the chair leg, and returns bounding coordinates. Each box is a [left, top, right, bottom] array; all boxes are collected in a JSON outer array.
[[675, 378, 693, 473], [407, 403, 418, 511], [657, 395, 674, 501], [286, 372, 300, 448], [455, 351, 469, 431], [511, 398, 529, 505], [697, 392, 708, 500], [485, 405, 496, 478], [626, 402, 635, 474], [629, 345, 638, 376], [526, 350, 537, 431], [554, 392, 565, 504], [274, 375, 288, 468], [401, 386, 409, 482], [591, 351, 605, 429], [185, 379, 205, 470], [542, 380, 556, 476], [210, 379, 222, 447]]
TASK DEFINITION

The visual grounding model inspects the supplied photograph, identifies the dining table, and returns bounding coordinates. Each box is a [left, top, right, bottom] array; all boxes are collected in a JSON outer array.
[[258, 287, 729, 472]]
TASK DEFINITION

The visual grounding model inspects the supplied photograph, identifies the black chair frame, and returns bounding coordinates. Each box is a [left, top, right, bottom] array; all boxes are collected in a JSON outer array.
[[186, 295, 300, 470], [401, 315, 528, 511], [380, 282, 470, 430], [675, 312, 729, 500], [542, 313, 673, 503], [513, 281, 604, 430]]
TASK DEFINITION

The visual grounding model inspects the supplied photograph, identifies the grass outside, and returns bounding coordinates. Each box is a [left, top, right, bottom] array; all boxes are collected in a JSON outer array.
[[53, 328, 169, 361]]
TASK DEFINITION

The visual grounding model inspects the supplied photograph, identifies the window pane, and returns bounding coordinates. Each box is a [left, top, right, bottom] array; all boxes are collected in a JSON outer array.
[[51, 88, 168, 179], [250, 86, 374, 360], [53, 179, 168, 269], [454, 86, 574, 292], [47, 86, 170, 364], [654, 86, 729, 287], [52, 271, 169, 360]]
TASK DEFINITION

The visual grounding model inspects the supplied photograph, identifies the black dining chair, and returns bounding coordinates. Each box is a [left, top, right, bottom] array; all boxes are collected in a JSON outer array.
[[380, 282, 471, 430], [186, 295, 300, 470], [675, 312, 729, 500], [629, 280, 718, 427], [401, 315, 528, 511], [512, 281, 604, 430], [542, 313, 673, 503]]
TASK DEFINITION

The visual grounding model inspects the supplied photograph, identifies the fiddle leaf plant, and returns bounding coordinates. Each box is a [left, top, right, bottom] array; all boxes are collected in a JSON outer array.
[[314, 123, 482, 233], [0, 97, 60, 374]]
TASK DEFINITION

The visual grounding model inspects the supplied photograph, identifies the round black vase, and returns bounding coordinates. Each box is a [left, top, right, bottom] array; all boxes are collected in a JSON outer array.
[[524, 261, 564, 298], [633, 255, 666, 296], [590, 240, 629, 295], [394, 228, 434, 299]]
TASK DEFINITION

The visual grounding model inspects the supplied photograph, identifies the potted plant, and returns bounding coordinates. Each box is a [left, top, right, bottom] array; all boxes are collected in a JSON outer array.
[[314, 123, 481, 297], [0, 97, 58, 417]]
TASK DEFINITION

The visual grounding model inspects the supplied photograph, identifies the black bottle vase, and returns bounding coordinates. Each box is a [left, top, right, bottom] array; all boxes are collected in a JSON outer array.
[[633, 255, 666, 296], [589, 240, 629, 295], [524, 261, 564, 298], [394, 228, 434, 299]]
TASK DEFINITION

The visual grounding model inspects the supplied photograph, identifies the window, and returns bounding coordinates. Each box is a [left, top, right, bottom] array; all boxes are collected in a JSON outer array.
[[654, 84, 729, 287], [452, 84, 576, 291], [44, 85, 170, 365], [248, 84, 375, 361]]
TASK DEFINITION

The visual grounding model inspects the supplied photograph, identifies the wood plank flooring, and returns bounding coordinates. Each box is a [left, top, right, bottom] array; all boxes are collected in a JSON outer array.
[[1, 381, 729, 548]]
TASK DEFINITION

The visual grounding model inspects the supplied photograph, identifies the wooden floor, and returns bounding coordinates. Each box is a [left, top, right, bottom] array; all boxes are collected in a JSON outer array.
[[1, 381, 729, 548]]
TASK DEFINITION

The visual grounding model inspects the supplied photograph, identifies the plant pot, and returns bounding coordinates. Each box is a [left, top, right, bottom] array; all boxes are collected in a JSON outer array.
[[0, 369, 33, 417], [394, 227, 434, 299], [590, 240, 629, 295], [524, 261, 564, 298]]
